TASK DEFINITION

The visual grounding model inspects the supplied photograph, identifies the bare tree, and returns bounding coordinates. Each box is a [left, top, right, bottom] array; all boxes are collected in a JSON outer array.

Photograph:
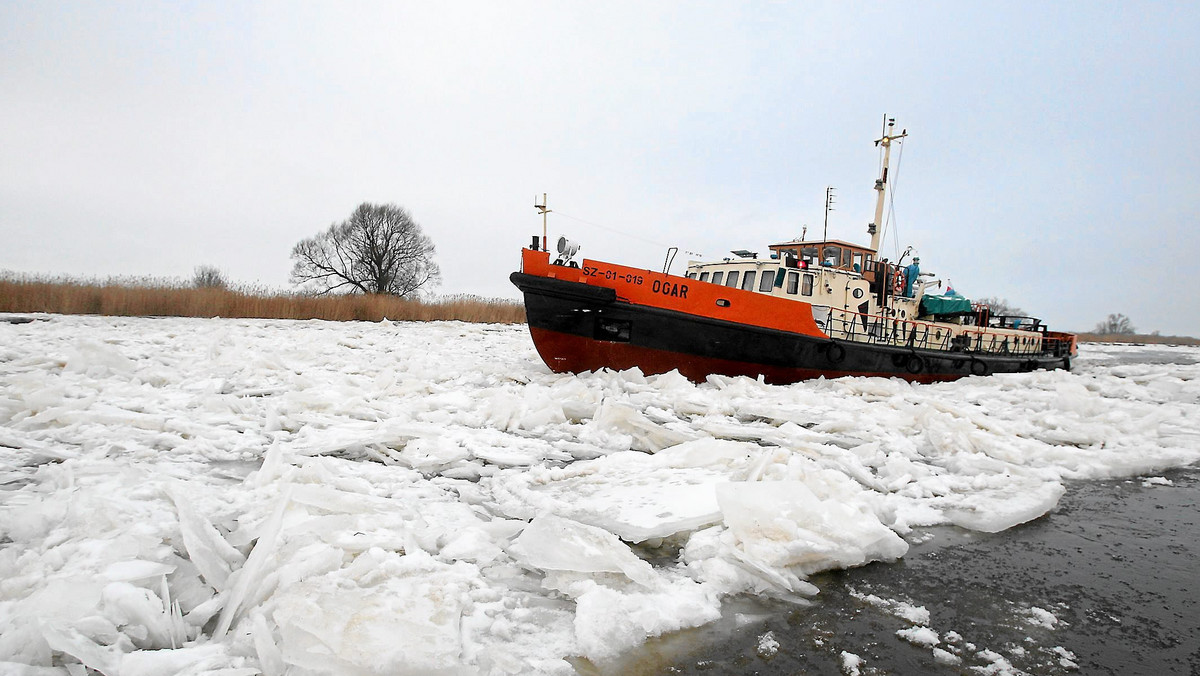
[[1093, 313, 1136, 335], [975, 296, 1025, 316], [193, 265, 227, 289], [290, 203, 440, 297]]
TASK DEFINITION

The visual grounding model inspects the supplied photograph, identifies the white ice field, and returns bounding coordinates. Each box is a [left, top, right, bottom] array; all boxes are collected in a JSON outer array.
[[2, 315, 1198, 675]]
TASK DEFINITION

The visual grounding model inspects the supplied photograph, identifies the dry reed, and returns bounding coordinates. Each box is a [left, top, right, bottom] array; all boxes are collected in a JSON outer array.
[[0, 274, 526, 324]]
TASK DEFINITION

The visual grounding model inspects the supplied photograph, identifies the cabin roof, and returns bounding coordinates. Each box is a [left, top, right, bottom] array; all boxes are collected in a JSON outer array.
[[768, 239, 875, 253]]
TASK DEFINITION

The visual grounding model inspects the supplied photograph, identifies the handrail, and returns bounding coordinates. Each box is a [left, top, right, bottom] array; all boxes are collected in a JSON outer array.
[[824, 308, 1056, 356]]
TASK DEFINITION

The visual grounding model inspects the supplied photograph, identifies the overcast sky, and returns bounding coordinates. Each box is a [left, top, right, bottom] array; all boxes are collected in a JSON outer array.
[[3, 2, 1198, 335]]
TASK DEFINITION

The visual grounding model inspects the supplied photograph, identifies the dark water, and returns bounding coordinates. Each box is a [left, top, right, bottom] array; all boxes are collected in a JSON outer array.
[[626, 467, 1200, 675]]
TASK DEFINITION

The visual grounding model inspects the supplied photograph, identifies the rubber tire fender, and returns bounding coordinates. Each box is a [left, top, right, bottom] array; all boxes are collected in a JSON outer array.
[[826, 341, 847, 364], [905, 353, 925, 374], [970, 358, 988, 377]]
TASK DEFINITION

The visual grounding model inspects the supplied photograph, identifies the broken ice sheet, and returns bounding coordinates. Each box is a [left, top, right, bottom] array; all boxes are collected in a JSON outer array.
[[716, 479, 909, 577], [510, 513, 658, 588], [488, 438, 762, 542]]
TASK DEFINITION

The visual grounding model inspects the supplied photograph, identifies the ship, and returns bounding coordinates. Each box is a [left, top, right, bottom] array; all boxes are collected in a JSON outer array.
[[510, 117, 1078, 384]]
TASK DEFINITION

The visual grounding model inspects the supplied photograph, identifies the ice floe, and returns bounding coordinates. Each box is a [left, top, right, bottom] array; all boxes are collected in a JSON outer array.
[[2, 315, 1199, 674]]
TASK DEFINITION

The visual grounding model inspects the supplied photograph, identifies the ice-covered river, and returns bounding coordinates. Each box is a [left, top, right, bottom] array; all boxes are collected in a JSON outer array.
[[2, 315, 1198, 675]]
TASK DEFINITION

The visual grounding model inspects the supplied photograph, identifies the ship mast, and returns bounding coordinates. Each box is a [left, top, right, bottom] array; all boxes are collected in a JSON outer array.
[[868, 116, 907, 253], [534, 193, 551, 251]]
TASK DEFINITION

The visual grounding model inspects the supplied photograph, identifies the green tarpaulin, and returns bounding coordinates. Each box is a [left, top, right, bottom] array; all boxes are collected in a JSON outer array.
[[920, 294, 973, 316]]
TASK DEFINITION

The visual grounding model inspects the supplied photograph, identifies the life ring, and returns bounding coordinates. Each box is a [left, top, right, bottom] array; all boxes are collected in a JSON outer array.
[[826, 341, 846, 364], [970, 358, 988, 377], [905, 354, 924, 374], [892, 269, 905, 294]]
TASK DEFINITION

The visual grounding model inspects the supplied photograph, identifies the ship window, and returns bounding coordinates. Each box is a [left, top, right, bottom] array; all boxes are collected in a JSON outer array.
[[725, 271, 740, 287], [686, 272, 697, 279], [741, 270, 757, 291], [759, 270, 775, 292], [843, 249, 853, 267], [802, 273, 814, 296], [853, 252, 864, 272], [699, 272, 710, 282], [711, 271, 724, 285], [786, 271, 800, 294], [801, 246, 819, 264], [822, 246, 842, 267]]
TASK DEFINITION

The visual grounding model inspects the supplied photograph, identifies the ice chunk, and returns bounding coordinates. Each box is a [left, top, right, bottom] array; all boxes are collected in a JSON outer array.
[[398, 437, 470, 471], [101, 582, 174, 649], [572, 577, 721, 663], [271, 549, 474, 676], [489, 439, 759, 542], [101, 560, 176, 583], [120, 644, 225, 676], [840, 651, 864, 676], [170, 487, 245, 591], [717, 481, 909, 576], [0, 662, 65, 676], [896, 625, 939, 647], [932, 647, 962, 665], [756, 631, 780, 658], [39, 624, 121, 675], [1025, 606, 1059, 629], [63, 339, 135, 377], [582, 399, 698, 452], [944, 480, 1065, 533], [849, 591, 930, 625], [510, 514, 657, 588], [249, 611, 285, 676], [213, 487, 291, 638]]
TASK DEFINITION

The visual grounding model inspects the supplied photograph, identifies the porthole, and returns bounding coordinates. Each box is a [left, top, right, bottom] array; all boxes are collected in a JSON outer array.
[[899, 310, 906, 318], [852, 288, 864, 299]]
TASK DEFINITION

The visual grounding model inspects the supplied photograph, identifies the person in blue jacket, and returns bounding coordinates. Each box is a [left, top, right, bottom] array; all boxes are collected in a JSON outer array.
[[903, 257, 921, 297]]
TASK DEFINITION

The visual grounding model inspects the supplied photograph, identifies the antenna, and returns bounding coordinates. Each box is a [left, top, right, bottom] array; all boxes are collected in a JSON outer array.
[[823, 186, 836, 241], [534, 193, 551, 252]]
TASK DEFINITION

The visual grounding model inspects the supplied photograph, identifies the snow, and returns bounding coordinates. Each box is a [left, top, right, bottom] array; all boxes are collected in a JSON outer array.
[[1025, 606, 1059, 630], [3, 315, 1200, 674], [896, 625, 940, 648], [755, 630, 779, 658], [840, 650, 864, 675], [849, 590, 931, 625], [1053, 645, 1079, 669]]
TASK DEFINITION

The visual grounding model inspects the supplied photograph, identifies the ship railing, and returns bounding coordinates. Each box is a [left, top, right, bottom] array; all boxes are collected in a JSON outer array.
[[954, 327, 1045, 356], [825, 309, 1051, 356], [1042, 335, 1074, 357], [825, 309, 954, 352]]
